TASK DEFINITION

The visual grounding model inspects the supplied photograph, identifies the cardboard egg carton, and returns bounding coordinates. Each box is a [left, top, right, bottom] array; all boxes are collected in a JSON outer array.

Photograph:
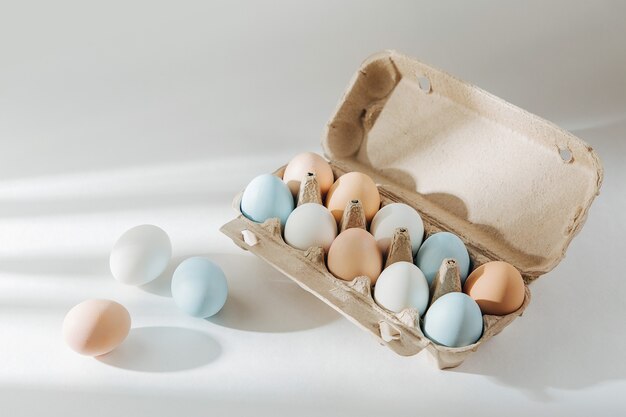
[[220, 51, 603, 368]]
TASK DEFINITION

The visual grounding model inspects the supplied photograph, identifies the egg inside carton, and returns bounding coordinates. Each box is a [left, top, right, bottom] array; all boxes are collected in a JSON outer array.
[[225, 166, 531, 369]]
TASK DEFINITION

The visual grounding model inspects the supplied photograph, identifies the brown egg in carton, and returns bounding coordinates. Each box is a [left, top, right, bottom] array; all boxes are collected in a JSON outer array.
[[221, 51, 602, 368]]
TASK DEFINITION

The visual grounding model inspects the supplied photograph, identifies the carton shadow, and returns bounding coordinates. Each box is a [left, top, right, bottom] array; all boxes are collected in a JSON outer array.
[[97, 326, 221, 372], [448, 256, 626, 400], [206, 253, 340, 333]]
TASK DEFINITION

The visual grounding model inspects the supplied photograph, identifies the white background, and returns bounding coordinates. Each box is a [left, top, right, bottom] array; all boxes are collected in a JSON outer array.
[[1, 1, 625, 416]]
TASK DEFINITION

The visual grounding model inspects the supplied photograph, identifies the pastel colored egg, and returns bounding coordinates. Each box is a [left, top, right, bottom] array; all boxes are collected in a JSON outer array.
[[282, 152, 334, 196], [284, 203, 337, 251], [327, 228, 382, 284], [370, 203, 424, 255], [325, 172, 380, 223], [110, 224, 172, 286], [62, 299, 131, 356], [463, 261, 525, 315], [241, 174, 295, 226], [422, 292, 483, 348], [373, 261, 429, 316], [415, 232, 470, 286], [171, 257, 228, 318]]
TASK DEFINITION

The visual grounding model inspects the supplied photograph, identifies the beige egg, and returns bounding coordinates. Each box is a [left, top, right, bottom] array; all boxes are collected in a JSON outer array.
[[62, 299, 131, 356], [327, 228, 383, 284], [463, 261, 525, 315], [283, 152, 334, 196], [325, 172, 380, 223]]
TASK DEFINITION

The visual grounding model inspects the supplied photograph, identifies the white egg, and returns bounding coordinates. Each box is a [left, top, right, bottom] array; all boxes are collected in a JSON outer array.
[[373, 261, 429, 316], [369, 203, 424, 256], [284, 203, 337, 251], [110, 224, 172, 286]]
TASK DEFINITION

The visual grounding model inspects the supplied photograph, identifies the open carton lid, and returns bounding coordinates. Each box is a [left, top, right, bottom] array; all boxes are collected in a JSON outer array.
[[322, 51, 603, 278]]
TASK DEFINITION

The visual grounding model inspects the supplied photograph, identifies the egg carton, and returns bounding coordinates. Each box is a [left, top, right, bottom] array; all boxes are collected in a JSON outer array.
[[221, 51, 603, 369]]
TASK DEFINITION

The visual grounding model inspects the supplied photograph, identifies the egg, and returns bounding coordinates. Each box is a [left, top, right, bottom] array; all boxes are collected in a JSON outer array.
[[327, 228, 382, 283], [283, 152, 334, 196], [62, 299, 131, 356], [171, 257, 228, 318], [422, 292, 483, 348], [373, 261, 429, 316], [463, 261, 525, 315], [415, 232, 470, 286], [241, 174, 295, 226], [325, 172, 380, 223], [370, 203, 424, 255], [110, 224, 172, 286], [284, 203, 337, 251]]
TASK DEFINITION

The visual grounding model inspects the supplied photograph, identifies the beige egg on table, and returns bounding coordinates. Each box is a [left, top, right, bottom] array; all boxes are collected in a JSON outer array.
[[62, 299, 131, 356]]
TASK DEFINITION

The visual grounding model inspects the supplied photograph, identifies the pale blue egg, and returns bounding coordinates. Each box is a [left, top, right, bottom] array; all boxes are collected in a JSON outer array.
[[240, 174, 295, 226], [171, 257, 228, 318], [415, 232, 470, 286], [422, 292, 483, 347]]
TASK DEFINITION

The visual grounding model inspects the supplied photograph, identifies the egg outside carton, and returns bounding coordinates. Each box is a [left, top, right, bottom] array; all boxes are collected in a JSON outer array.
[[221, 164, 531, 369]]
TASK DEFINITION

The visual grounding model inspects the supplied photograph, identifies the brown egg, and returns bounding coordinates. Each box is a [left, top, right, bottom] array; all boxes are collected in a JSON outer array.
[[283, 152, 334, 196], [327, 228, 383, 284], [463, 261, 525, 315], [62, 299, 131, 356], [325, 172, 380, 223]]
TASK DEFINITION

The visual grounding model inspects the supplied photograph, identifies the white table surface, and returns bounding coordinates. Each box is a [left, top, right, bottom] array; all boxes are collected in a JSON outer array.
[[1, 1, 625, 416]]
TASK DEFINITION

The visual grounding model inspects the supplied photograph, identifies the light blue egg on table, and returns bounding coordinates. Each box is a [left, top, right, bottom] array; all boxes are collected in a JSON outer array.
[[415, 231, 470, 286], [171, 257, 228, 318], [422, 292, 483, 347], [240, 174, 294, 226]]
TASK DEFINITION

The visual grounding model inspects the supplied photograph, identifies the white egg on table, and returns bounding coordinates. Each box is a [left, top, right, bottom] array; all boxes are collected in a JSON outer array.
[[109, 224, 172, 286]]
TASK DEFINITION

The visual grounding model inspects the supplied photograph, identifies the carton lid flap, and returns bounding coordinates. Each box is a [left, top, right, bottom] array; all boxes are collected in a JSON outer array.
[[322, 51, 603, 276]]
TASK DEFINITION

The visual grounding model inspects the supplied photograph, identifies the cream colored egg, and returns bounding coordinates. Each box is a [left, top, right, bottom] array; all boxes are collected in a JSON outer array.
[[284, 203, 337, 251], [374, 261, 429, 316], [370, 203, 424, 256]]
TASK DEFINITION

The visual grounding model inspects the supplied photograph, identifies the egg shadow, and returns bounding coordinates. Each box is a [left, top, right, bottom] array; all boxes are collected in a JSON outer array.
[[139, 255, 192, 297], [97, 326, 221, 372], [206, 253, 340, 333]]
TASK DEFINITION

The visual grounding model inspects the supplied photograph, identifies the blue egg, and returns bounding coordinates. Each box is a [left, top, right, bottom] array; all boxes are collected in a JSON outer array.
[[422, 292, 483, 347], [415, 232, 470, 286], [240, 174, 294, 226], [171, 257, 228, 318]]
